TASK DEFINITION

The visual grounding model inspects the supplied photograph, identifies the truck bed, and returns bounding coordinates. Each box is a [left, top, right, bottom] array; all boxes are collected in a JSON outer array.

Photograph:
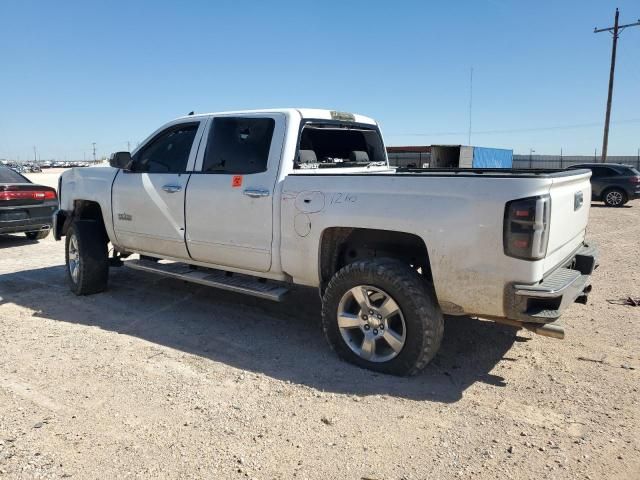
[[291, 167, 588, 178]]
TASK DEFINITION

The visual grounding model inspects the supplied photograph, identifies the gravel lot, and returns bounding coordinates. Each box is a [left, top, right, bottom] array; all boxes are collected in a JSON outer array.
[[0, 171, 638, 479]]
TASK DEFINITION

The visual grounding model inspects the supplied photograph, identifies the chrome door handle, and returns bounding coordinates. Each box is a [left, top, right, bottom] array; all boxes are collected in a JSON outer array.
[[162, 184, 182, 193], [243, 188, 270, 198]]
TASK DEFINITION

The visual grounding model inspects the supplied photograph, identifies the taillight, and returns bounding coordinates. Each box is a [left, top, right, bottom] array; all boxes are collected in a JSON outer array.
[[0, 189, 57, 201], [630, 176, 640, 184], [504, 195, 551, 260]]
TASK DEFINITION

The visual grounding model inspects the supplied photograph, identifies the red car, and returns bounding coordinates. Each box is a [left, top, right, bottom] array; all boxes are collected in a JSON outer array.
[[0, 164, 58, 240]]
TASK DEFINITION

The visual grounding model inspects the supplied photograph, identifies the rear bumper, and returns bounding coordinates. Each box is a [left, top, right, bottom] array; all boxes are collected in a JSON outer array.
[[505, 242, 598, 324], [0, 203, 57, 235], [0, 218, 52, 235]]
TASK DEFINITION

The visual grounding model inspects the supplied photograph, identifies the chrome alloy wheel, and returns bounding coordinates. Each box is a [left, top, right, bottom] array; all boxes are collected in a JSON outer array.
[[605, 190, 623, 206], [68, 233, 80, 284], [337, 285, 407, 363]]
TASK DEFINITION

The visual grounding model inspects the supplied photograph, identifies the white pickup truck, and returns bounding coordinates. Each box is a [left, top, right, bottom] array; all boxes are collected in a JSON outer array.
[[55, 108, 598, 375]]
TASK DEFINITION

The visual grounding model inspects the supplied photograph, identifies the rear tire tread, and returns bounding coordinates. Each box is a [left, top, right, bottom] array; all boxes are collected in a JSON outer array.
[[321, 258, 444, 376]]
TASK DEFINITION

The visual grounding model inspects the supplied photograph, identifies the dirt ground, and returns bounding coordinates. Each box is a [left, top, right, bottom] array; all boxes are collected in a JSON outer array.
[[0, 171, 638, 479]]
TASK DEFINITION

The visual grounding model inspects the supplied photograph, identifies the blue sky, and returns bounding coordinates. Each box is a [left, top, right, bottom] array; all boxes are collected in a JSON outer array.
[[1, 0, 639, 160]]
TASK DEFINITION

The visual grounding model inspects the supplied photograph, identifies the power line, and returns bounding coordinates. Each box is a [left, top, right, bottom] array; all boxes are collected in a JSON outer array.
[[594, 8, 640, 163], [390, 118, 640, 137]]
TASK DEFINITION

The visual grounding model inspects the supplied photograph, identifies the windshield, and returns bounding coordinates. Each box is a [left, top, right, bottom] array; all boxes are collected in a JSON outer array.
[[0, 165, 30, 183], [295, 122, 387, 169]]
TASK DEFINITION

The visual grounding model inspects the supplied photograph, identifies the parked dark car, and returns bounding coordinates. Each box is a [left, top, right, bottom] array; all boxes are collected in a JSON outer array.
[[0, 164, 58, 240], [566, 163, 640, 207]]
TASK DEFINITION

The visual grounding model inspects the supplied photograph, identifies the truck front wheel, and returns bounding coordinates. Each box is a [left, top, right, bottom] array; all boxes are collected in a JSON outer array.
[[65, 221, 109, 295], [321, 258, 444, 376]]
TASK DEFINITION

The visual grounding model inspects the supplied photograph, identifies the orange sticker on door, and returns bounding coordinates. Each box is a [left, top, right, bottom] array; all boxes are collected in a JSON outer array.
[[232, 175, 243, 188]]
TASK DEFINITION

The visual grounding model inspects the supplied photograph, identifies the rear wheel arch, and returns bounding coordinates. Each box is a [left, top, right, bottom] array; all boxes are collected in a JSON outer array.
[[318, 227, 433, 293]]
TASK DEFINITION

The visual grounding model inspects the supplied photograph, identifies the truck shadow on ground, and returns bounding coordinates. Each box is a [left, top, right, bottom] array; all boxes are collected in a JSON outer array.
[[0, 234, 39, 248], [590, 203, 632, 209], [0, 264, 520, 403]]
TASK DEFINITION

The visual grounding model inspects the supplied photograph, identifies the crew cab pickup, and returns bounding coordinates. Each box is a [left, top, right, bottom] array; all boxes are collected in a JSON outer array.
[[54, 109, 597, 375]]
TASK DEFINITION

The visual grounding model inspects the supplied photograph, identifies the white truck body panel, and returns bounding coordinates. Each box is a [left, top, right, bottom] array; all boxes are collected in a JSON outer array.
[[279, 172, 584, 317], [58, 108, 594, 321], [185, 113, 287, 271], [544, 174, 592, 273]]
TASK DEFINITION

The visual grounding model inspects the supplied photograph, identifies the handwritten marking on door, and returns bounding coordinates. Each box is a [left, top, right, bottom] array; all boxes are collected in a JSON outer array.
[[330, 193, 357, 205]]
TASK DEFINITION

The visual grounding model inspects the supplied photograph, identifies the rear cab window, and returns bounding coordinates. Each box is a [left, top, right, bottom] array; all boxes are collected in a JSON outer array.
[[295, 121, 387, 169]]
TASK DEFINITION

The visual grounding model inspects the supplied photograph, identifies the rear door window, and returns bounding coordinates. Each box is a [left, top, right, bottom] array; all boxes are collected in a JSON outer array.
[[600, 167, 618, 177], [202, 117, 275, 174], [588, 167, 609, 177]]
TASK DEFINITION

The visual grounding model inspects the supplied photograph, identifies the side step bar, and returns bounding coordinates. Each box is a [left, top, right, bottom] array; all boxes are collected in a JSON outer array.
[[123, 259, 290, 302]]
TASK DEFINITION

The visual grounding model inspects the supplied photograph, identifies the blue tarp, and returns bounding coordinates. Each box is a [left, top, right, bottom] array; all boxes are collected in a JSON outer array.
[[472, 147, 513, 168]]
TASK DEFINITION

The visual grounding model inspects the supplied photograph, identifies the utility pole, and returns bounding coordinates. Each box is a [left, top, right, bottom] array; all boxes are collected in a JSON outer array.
[[468, 67, 473, 145], [92, 142, 96, 163], [127, 141, 131, 152], [594, 8, 640, 163], [560, 147, 563, 168], [33, 146, 37, 163], [529, 148, 535, 169]]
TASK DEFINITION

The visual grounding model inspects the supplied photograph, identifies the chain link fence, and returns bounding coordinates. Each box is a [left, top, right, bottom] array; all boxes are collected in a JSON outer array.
[[387, 152, 640, 170], [513, 155, 640, 169]]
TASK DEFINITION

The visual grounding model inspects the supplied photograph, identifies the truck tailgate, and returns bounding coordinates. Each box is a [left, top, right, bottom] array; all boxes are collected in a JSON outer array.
[[544, 171, 592, 273]]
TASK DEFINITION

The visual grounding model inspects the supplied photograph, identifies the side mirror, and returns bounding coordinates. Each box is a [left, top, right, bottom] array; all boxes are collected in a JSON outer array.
[[109, 151, 133, 170]]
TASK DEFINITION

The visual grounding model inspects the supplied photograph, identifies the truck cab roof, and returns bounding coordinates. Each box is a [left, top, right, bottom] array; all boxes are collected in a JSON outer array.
[[175, 108, 378, 126]]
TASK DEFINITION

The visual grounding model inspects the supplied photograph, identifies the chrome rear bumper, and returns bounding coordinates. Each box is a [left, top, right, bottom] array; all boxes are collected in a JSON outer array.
[[506, 243, 598, 324]]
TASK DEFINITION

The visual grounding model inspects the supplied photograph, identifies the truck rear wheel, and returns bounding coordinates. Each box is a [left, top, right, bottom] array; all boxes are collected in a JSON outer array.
[[65, 221, 109, 295], [321, 258, 444, 376]]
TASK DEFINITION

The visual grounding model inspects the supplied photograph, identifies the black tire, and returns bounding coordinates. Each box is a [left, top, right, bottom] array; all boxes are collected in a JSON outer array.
[[65, 221, 109, 295], [25, 230, 50, 240], [602, 188, 627, 207], [321, 258, 444, 376]]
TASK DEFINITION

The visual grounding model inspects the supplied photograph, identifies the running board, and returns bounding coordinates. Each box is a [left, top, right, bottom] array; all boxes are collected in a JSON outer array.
[[123, 259, 290, 302]]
